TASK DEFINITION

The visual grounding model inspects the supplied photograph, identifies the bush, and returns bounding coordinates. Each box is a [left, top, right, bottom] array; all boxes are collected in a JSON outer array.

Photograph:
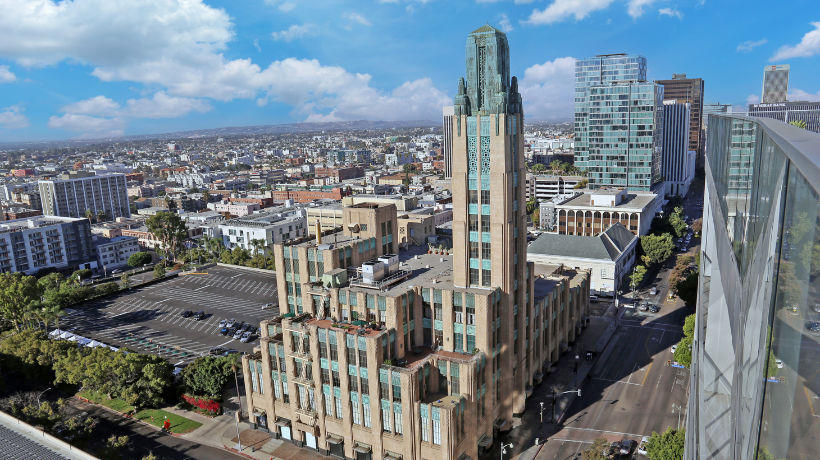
[[127, 252, 152, 267], [181, 394, 221, 414], [71, 269, 93, 280], [153, 265, 166, 279], [95, 282, 120, 296]]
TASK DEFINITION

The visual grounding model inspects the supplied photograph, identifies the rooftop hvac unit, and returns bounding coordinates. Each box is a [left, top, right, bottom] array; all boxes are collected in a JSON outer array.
[[377, 254, 399, 275], [361, 260, 385, 284]]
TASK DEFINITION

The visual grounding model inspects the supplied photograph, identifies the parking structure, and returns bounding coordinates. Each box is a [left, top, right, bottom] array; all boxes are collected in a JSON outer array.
[[59, 266, 279, 365]]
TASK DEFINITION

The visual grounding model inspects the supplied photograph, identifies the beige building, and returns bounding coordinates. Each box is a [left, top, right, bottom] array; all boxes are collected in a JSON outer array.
[[241, 24, 591, 460], [553, 188, 659, 237]]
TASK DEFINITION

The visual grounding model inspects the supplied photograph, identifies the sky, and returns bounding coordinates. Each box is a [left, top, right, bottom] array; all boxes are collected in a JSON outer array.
[[1, 0, 819, 142]]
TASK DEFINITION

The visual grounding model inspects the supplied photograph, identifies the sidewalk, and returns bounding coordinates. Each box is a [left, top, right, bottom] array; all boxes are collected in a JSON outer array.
[[220, 422, 326, 460]]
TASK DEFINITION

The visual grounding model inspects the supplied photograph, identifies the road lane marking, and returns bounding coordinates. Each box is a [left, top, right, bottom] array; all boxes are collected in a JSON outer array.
[[593, 378, 642, 386], [641, 362, 653, 386]]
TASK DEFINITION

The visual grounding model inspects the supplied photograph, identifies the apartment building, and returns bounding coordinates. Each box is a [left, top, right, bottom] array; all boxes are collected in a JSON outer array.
[[39, 171, 130, 221], [93, 235, 140, 270], [241, 25, 591, 460], [0, 216, 95, 274], [214, 210, 308, 255]]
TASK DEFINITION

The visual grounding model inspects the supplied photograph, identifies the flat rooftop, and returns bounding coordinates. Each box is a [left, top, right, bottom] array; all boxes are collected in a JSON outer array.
[[558, 192, 656, 210], [291, 232, 360, 248]]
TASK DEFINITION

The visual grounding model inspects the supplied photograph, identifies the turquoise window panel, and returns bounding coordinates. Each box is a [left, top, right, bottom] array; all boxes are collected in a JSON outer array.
[[331, 361, 339, 371], [334, 387, 341, 398], [480, 116, 490, 134], [469, 258, 479, 269], [469, 204, 478, 214], [482, 232, 491, 243], [323, 384, 331, 395], [360, 368, 368, 379], [467, 136, 477, 172], [349, 365, 357, 376], [482, 205, 491, 215], [422, 318, 431, 328], [434, 320, 443, 331], [481, 178, 490, 190], [454, 323, 463, 334], [466, 325, 476, 335], [467, 117, 477, 135], [482, 259, 491, 270], [320, 358, 329, 369], [469, 231, 478, 242], [469, 179, 477, 190]]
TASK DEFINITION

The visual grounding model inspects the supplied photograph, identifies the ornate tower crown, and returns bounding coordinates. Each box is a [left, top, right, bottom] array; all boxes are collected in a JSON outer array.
[[455, 24, 522, 116]]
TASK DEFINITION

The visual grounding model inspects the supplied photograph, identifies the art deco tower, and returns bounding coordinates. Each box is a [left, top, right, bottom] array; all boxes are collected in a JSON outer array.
[[451, 24, 529, 416]]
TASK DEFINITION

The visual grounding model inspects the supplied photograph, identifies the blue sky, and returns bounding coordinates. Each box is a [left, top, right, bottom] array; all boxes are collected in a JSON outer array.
[[1, 0, 819, 142]]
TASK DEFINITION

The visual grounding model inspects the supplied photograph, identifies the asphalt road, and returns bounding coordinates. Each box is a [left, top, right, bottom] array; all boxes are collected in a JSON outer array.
[[58, 266, 279, 365]]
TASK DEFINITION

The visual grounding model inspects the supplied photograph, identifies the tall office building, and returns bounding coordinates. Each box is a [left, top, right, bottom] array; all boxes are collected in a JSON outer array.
[[574, 54, 647, 171], [656, 74, 705, 168], [761, 64, 789, 103], [241, 25, 590, 460], [661, 101, 694, 196], [586, 81, 664, 191], [39, 171, 130, 221], [443, 106, 454, 178], [686, 113, 820, 459]]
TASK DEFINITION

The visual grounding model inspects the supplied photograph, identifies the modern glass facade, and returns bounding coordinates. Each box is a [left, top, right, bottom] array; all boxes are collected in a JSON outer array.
[[574, 54, 647, 171], [585, 81, 663, 191], [686, 114, 820, 459]]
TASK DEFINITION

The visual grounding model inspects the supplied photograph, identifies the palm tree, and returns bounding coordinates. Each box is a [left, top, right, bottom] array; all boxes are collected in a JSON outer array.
[[250, 238, 265, 258], [789, 120, 808, 129], [85, 209, 94, 223], [96, 210, 107, 223]]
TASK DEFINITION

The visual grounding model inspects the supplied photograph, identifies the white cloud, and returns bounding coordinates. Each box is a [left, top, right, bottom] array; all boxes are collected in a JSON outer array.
[[524, 0, 617, 25], [343, 13, 372, 30], [271, 24, 315, 42], [498, 13, 514, 32], [519, 57, 576, 119], [523, 0, 667, 25], [746, 94, 760, 105], [737, 39, 767, 53], [278, 2, 295, 12], [61, 95, 121, 115], [47, 113, 126, 137], [771, 22, 820, 61], [0, 65, 16, 83], [788, 89, 820, 102], [0, 106, 29, 129], [61, 92, 211, 119], [514, 0, 537, 3], [658, 8, 682, 19], [253, 39, 261, 52], [0, 0, 450, 126]]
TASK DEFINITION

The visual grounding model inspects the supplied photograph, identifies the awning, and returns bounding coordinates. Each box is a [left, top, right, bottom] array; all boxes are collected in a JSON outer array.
[[478, 435, 493, 448], [353, 444, 372, 453], [274, 418, 291, 427], [252, 411, 266, 418], [49, 329, 63, 337], [493, 418, 507, 430], [326, 434, 343, 445], [385, 453, 402, 460], [534, 372, 544, 381]]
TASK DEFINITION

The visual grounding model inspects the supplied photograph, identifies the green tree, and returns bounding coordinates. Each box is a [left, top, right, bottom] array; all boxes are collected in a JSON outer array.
[[142, 453, 159, 460], [531, 163, 546, 172], [146, 212, 188, 266], [550, 159, 562, 171], [641, 233, 675, 265], [153, 265, 166, 279], [127, 252, 152, 267], [788, 120, 808, 129], [581, 437, 610, 460], [182, 356, 236, 396], [95, 282, 120, 296], [673, 335, 693, 367], [202, 189, 211, 202], [189, 186, 200, 193], [574, 179, 589, 189], [70, 269, 93, 281], [668, 207, 687, 237], [630, 265, 647, 291], [531, 208, 540, 227], [99, 435, 130, 460], [96, 210, 108, 223], [84, 209, 94, 222], [646, 427, 685, 460], [683, 314, 695, 338], [691, 218, 702, 234], [1, 330, 76, 381], [0, 272, 43, 331], [674, 272, 699, 307], [120, 274, 130, 290]]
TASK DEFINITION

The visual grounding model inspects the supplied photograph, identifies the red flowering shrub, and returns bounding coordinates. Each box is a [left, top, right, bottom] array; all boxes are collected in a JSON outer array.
[[182, 394, 221, 414]]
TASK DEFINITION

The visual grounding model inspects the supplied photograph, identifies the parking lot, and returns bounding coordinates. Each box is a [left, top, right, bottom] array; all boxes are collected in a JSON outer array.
[[59, 266, 279, 365]]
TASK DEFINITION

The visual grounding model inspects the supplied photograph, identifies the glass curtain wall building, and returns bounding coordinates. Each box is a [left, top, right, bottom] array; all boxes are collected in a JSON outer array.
[[574, 54, 647, 171], [686, 114, 820, 459]]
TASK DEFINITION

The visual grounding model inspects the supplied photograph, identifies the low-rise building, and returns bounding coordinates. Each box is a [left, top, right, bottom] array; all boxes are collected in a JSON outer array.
[[527, 222, 637, 297], [525, 175, 585, 201], [208, 200, 261, 217], [3, 207, 42, 220], [214, 210, 308, 254], [553, 188, 659, 236], [93, 235, 141, 270]]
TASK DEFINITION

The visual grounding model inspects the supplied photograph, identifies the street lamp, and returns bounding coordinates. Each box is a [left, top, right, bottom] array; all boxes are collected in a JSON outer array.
[[500, 442, 514, 460], [672, 404, 682, 429], [37, 388, 52, 408], [546, 389, 582, 424]]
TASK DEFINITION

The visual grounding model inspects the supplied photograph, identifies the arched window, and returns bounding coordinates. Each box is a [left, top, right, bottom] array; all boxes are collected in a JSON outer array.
[[568, 210, 575, 218], [602, 212, 610, 219], [585, 211, 592, 218], [631, 213, 639, 221], [559, 210, 566, 217], [593, 212, 601, 219]]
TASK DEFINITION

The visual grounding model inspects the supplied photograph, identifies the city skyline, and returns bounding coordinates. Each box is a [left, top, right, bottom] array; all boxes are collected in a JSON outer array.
[[0, 0, 818, 141]]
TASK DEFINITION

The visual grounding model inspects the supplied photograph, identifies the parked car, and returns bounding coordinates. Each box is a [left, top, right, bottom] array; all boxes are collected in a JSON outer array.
[[209, 347, 226, 355], [807, 322, 820, 332], [193, 311, 205, 320], [219, 319, 228, 328], [637, 436, 649, 455], [649, 287, 658, 295], [240, 323, 252, 332], [233, 329, 245, 340], [225, 327, 237, 337], [775, 359, 784, 369], [263, 303, 276, 310], [650, 304, 661, 313], [671, 345, 678, 354], [247, 326, 257, 335], [638, 302, 649, 312], [111, 269, 123, 274], [181, 310, 193, 318], [220, 327, 231, 336], [620, 438, 635, 455], [240, 331, 254, 343], [226, 318, 237, 328]]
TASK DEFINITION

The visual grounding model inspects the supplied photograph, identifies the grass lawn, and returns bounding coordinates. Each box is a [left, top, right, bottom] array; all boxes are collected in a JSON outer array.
[[135, 409, 202, 434], [78, 390, 134, 414]]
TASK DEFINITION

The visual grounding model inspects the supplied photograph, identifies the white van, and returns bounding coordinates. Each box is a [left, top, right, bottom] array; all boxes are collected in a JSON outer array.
[[589, 295, 599, 303]]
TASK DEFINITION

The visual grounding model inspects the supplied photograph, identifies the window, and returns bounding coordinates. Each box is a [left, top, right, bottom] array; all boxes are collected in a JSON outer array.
[[454, 333, 463, 352], [481, 217, 490, 232], [382, 407, 391, 432], [482, 269, 491, 287], [394, 410, 403, 435], [469, 190, 478, 204], [392, 378, 401, 402], [363, 401, 372, 427], [455, 311, 463, 324], [469, 241, 479, 258], [481, 242, 491, 259], [324, 394, 333, 415], [469, 214, 478, 232], [467, 334, 475, 352], [330, 342, 338, 361], [421, 415, 429, 442], [335, 396, 343, 418], [347, 344, 357, 365], [432, 418, 441, 445], [361, 377, 369, 395], [332, 370, 341, 387], [358, 348, 368, 368], [360, 224, 368, 231], [601, 268, 607, 278], [481, 189, 490, 205], [467, 306, 476, 325], [321, 368, 330, 384], [469, 268, 479, 285], [351, 397, 361, 425], [350, 375, 358, 392]]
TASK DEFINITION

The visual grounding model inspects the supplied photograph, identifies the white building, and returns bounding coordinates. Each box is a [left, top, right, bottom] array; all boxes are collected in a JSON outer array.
[[93, 235, 141, 270], [662, 100, 695, 196], [0, 216, 97, 274], [527, 222, 637, 297], [211, 210, 308, 255], [39, 171, 130, 221]]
